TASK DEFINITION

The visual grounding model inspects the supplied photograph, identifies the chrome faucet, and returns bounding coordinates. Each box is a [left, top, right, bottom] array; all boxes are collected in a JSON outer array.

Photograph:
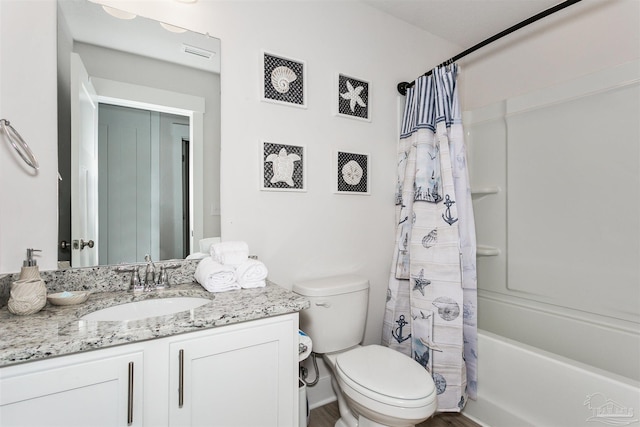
[[117, 256, 174, 292]]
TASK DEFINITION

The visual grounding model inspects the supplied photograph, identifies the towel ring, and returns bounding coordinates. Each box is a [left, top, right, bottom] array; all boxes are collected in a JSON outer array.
[[1, 119, 40, 171]]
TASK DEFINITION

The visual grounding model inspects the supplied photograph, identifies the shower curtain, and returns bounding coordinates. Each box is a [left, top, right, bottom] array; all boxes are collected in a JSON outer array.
[[382, 64, 477, 411]]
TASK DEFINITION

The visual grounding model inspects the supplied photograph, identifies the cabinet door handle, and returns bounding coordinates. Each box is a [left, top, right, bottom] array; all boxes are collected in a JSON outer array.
[[128, 361, 134, 425], [178, 349, 185, 408]]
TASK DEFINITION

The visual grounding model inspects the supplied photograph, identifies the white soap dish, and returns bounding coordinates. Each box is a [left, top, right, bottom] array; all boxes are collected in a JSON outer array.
[[47, 291, 90, 306]]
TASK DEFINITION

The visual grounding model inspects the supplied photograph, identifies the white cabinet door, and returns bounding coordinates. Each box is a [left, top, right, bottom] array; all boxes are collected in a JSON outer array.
[[168, 315, 298, 427], [0, 350, 143, 427]]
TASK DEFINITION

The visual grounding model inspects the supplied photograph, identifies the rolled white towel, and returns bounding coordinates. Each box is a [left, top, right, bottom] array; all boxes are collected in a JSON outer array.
[[194, 257, 240, 292], [186, 252, 208, 260], [236, 259, 268, 289], [199, 237, 221, 253], [210, 241, 249, 266]]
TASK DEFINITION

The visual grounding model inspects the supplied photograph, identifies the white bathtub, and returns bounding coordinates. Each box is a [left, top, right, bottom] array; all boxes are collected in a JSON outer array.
[[463, 331, 640, 427]]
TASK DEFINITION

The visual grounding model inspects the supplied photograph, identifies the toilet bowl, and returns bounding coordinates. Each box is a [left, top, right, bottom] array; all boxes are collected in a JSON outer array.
[[325, 345, 437, 427], [293, 275, 438, 427]]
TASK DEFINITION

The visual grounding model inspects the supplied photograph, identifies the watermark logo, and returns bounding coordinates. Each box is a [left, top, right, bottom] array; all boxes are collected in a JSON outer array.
[[584, 393, 638, 426]]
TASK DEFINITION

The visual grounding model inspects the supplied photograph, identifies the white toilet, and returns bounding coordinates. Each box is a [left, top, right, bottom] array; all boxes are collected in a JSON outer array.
[[293, 274, 437, 427]]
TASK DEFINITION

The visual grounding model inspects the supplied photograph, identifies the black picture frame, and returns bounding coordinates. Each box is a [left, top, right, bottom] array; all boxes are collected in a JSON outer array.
[[334, 151, 369, 195], [262, 51, 306, 108], [261, 141, 306, 192], [336, 73, 370, 121]]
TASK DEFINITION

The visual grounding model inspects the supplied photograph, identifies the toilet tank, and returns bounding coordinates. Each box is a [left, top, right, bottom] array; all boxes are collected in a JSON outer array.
[[293, 274, 369, 354]]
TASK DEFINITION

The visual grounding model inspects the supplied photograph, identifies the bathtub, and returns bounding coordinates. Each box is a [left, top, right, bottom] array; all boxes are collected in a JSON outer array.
[[463, 331, 640, 427], [306, 330, 640, 426]]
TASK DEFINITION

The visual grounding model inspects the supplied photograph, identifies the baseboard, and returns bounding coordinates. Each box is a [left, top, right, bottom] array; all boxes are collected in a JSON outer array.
[[306, 374, 336, 410]]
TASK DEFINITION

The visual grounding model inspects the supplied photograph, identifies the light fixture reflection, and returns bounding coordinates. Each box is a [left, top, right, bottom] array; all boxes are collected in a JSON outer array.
[[102, 5, 137, 20]]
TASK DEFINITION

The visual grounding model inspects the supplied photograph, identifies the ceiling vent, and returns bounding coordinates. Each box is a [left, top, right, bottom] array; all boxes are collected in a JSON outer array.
[[182, 44, 214, 60]]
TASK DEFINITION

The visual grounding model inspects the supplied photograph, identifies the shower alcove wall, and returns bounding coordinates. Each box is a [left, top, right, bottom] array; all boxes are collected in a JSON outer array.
[[464, 59, 640, 381]]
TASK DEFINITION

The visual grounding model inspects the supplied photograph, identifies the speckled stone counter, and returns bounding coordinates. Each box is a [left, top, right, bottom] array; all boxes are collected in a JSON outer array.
[[0, 281, 309, 368]]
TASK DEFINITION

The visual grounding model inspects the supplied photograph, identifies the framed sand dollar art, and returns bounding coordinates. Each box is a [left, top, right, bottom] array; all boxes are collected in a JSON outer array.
[[334, 151, 369, 195]]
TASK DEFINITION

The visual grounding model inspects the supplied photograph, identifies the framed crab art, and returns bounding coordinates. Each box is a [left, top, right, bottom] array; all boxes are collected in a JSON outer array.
[[333, 151, 369, 195], [261, 141, 306, 192], [335, 73, 370, 121], [262, 51, 306, 108]]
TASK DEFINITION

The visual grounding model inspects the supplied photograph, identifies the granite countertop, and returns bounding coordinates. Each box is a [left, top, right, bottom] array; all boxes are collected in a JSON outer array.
[[0, 281, 309, 368]]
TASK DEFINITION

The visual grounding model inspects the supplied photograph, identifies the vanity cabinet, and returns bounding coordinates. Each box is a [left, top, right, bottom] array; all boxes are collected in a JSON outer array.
[[0, 313, 299, 427], [0, 348, 144, 426], [168, 316, 298, 426]]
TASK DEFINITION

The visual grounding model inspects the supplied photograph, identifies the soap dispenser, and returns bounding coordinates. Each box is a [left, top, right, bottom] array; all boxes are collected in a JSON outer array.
[[8, 248, 47, 316], [19, 248, 42, 280]]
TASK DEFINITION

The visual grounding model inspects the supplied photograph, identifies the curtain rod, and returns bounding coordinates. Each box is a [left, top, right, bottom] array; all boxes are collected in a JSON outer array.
[[396, 0, 583, 95]]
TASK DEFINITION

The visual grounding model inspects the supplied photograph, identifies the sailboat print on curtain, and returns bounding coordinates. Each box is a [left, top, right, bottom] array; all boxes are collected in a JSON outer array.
[[382, 64, 477, 412]]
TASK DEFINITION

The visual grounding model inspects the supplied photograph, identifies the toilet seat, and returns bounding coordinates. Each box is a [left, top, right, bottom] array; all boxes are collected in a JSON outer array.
[[335, 345, 436, 409]]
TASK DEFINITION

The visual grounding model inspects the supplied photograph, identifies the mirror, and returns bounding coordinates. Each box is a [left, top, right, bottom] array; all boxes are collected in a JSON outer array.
[[57, 0, 221, 268]]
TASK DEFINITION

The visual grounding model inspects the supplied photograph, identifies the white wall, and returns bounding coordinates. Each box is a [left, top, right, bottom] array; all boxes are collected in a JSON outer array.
[[91, 0, 460, 345], [0, 0, 460, 345], [460, 0, 640, 110], [460, 0, 640, 381], [0, 0, 58, 273], [3, 0, 637, 414]]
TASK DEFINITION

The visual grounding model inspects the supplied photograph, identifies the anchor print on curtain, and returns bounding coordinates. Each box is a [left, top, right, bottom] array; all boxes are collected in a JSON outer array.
[[382, 64, 478, 412]]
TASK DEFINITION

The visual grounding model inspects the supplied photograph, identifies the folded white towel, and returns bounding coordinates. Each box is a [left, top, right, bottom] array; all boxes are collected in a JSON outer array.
[[236, 259, 268, 289], [210, 241, 249, 266], [194, 257, 240, 292]]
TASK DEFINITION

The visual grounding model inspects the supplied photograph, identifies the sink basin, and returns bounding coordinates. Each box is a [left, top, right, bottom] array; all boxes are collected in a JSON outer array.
[[81, 297, 212, 321]]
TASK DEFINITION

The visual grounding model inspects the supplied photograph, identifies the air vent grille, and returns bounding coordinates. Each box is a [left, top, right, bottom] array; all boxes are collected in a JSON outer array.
[[182, 44, 214, 59]]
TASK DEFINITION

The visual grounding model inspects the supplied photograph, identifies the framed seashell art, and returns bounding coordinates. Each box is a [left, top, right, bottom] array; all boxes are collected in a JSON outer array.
[[333, 151, 370, 195], [335, 73, 370, 122], [260, 140, 306, 192], [262, 51, 306, 108]]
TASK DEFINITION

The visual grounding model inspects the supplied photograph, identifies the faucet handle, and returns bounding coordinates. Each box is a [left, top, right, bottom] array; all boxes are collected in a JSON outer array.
[[116, 265, 144, 292], [131, 269, 144, 292], [156, 265, 170, 289]]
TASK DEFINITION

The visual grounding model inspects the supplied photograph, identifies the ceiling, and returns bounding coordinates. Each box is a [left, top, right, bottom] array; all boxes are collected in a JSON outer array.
[[361, 0, 564, 48], [61, 0, 569, 75]]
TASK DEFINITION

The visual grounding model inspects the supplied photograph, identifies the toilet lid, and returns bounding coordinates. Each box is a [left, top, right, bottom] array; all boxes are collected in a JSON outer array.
[[336, 345, 435, 406]]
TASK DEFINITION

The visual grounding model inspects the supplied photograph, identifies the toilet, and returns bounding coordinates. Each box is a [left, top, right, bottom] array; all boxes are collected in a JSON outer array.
[[293, 274, 437, 427]]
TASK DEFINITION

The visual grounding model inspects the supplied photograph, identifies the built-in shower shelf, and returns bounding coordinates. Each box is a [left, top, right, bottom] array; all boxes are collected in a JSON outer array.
[[477, 245, 500, 257], [471, 187, 500, 197]]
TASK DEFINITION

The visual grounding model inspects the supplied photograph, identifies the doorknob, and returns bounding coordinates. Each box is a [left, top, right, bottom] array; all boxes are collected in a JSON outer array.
[[73, 239, 95, 250], [80, 239, 95, 250], [60, 240, 71, 250]]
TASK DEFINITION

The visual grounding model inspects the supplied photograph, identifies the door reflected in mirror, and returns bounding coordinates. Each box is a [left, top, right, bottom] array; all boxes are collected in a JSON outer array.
[[57, 0, 221, 268]]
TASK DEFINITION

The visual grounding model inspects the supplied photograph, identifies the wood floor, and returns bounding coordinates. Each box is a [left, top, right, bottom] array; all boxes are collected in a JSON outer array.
[[308, 401, 481, 427]]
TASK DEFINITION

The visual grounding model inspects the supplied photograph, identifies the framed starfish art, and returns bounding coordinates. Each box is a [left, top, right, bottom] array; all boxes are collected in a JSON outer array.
[[260, 141, 306, 192], [333, 151, 370, 195], [336, 73, 370, 121]]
